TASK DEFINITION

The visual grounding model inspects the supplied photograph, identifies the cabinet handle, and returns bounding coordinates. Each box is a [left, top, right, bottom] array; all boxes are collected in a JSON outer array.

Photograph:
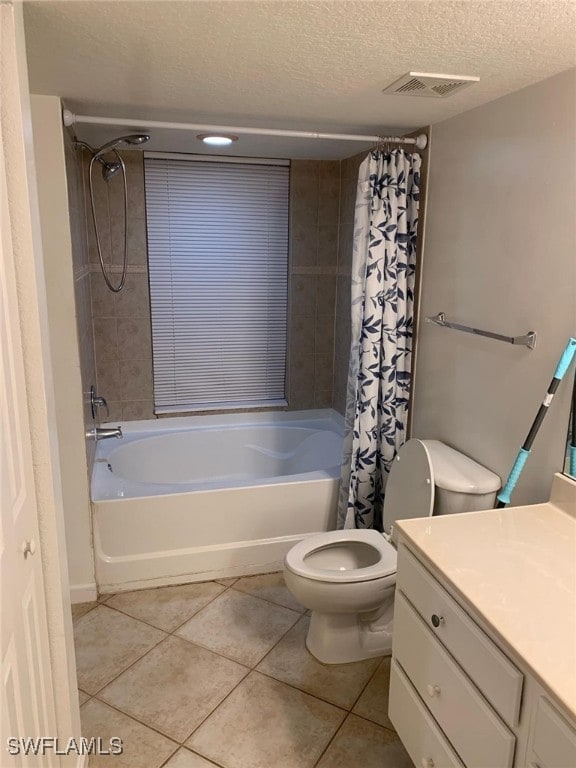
[[421, 759, 435, 768], [431, 614, 445, 628], [427, 684, 441, 698]]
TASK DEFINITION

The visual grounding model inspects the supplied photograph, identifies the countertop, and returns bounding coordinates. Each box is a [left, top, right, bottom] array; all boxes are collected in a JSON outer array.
[[396, 474, 576, 717]]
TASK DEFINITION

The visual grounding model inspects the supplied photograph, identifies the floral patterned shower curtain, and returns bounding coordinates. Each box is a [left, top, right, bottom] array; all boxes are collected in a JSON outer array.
[[338, 149, 422, 530]]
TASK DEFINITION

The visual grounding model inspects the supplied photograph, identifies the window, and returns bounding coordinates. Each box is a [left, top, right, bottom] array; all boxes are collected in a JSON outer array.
[[144, 154, 289, 413]]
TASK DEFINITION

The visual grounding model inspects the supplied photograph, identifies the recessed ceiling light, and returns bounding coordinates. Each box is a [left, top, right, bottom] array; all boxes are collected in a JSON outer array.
[[197, 134, 239, 146]]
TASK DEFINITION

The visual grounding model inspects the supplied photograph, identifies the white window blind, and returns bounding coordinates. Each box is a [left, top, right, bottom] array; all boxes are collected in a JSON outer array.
[[144, 155, 289, 412]]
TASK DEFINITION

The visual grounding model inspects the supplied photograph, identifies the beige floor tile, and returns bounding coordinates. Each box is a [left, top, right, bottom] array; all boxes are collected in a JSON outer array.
[[257, 616, 380, 709], [352, 656, 394, 729], [176, 589, 300, 666], [72, 601, 98, 621], [98, 593, 115, 603], [74, 605, 166, 694], [232, 572, 307, 613], [98, 635, 248, 742], [316, 714, 412, 768], [106, 582, 225, 631], [78, 690, 90, 706], [163, 748, 220, 768], [187, 671, 345, 768], [214, 577, 238, 586], [80, 698, 177, 768]]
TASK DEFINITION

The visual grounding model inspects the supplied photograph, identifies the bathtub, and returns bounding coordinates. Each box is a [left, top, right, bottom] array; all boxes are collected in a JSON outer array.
[[92, 409, 343, 592]]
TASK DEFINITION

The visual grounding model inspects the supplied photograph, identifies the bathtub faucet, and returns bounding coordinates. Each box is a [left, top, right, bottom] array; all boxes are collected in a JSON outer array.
[[87, 426, 123, 440]]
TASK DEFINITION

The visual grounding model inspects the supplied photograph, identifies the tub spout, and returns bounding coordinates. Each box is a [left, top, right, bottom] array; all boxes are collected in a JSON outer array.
[[87, 426, 123, 440]]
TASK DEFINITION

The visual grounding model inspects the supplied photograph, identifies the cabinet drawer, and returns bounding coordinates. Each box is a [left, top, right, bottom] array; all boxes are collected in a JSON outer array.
[[529, 697, 576, 768], [393, 591, 515, 768], [397, 544, 523, 726], [389, 659, 464, 768]]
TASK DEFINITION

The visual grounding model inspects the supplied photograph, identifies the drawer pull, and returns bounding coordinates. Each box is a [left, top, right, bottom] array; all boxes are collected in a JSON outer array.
[[421, 759, 435, 768], [427, 684, 441, 697], [431, 614, 445, 628]]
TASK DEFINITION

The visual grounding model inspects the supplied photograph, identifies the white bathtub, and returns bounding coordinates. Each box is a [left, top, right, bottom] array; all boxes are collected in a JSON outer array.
[[92, 409, 343, 592]]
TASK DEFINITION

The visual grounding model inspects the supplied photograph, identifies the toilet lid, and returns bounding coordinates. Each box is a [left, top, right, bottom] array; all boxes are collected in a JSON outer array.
[[382, 439, 435, 537], [284, 529, 397, 583]]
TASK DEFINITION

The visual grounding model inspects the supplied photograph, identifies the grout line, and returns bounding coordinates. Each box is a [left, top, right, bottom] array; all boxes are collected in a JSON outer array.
[[347, 656, 384, 713], [177, 667, 252, 746], [71, 602, 100, 624], [312, 711, 352, 767], [169, 616, 280, 670], [254, 668, 349, 714], [349, 710, 399, 735], [91, 583, 229, 636], [229, 585, 307, 615], [253, 611, 307, 671], [86, 625, 169, 697], [183, 748, 227, 768], [156, 743, 181, 768], [158, 746, 225, 768], [164, 583, 231, 634], [89, 693, 181, 747]]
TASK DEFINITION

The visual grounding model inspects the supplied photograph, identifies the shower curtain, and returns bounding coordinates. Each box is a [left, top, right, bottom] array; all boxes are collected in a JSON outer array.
[[338, 148, 422, 530]]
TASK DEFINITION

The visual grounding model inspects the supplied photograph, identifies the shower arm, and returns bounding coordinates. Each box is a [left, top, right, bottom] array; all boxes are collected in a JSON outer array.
[[73, 139, 114, 168]]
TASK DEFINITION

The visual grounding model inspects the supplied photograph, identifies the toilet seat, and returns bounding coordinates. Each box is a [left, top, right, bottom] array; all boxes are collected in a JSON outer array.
[[285, 529, 397, 584]]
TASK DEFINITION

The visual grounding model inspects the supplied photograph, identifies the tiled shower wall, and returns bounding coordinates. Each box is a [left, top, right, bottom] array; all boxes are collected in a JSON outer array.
[[85, 154, 345, 419], [86, 152, 153, 421], [333, 151, 365, 414], [287, 160, 340, 409], [63, 130, 98, 466]]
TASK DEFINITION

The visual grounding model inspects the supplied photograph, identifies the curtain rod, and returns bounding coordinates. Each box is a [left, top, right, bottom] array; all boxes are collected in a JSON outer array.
[[62, 109, 428, 149]]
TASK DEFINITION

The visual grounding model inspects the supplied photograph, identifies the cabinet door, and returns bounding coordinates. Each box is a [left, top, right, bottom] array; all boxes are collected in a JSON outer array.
[[528, 697, 576, 768]]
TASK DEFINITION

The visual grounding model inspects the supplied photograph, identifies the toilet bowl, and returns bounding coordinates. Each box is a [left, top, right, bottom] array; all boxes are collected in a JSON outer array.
[[284, 439, 501, 664]]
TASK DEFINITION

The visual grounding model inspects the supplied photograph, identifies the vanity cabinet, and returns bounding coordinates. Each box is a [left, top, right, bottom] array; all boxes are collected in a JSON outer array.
[[389, 542, 576, 768]]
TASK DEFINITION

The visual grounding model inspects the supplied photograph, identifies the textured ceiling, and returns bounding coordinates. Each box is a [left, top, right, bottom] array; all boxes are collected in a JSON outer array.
[[23, 0, 576, 159]]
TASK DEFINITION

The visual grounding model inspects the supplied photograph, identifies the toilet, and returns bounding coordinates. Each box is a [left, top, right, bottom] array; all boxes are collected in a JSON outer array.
[[284, 439, 500, 664]]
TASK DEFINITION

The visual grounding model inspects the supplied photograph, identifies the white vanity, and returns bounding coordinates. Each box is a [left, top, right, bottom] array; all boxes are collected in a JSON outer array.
[[389, 473, 576, 768]]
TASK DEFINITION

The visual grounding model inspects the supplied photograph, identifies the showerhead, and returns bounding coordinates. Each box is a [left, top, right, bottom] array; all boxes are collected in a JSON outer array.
[[102, 161, 123, 182], [92, 134, 150, 160]]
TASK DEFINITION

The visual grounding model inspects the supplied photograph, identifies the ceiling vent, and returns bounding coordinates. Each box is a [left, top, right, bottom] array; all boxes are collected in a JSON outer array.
[[383, 72, 480, 98]]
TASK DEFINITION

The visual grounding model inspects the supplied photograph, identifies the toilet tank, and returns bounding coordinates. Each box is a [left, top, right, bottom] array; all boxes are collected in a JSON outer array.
[[422, 440, 501, 516]]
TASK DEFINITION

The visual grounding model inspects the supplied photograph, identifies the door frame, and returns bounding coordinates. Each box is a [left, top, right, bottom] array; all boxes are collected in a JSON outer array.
[[1, 0, 81, 762]]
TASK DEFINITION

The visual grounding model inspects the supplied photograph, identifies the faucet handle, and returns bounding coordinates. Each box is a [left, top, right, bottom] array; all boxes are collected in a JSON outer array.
[[94, 395, 109, 417], [90, 385, 109, 418]]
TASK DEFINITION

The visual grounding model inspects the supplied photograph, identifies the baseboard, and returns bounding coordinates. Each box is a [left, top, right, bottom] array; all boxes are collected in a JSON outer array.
[[70, 583, 98, 604]]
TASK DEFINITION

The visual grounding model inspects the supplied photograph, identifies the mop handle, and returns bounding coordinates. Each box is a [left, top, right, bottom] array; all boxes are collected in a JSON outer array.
[[570, 372, 576, 475], [497, 338, 576, 507]]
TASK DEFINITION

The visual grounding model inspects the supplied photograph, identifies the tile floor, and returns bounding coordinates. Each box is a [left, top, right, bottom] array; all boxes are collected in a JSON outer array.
[[73, 572, 412, 768]]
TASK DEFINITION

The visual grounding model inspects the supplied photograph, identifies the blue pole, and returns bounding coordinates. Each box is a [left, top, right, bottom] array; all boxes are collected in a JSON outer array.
[[497, 338, 576, 507]]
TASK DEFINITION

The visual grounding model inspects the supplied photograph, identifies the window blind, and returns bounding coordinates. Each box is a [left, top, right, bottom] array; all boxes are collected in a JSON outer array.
[[144, 156, 289, 412]]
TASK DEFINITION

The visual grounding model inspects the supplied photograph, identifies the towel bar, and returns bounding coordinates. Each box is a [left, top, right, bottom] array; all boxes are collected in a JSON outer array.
[[425, 312, 536, 350]]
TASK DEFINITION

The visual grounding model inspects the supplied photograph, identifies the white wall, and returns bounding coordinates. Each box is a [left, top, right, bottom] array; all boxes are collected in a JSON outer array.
[[413, 68, 576, 505], [30, 95, 95, 598]]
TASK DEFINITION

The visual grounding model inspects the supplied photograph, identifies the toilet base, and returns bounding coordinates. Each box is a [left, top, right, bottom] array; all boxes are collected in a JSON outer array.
[[305, 605, 394, 664]]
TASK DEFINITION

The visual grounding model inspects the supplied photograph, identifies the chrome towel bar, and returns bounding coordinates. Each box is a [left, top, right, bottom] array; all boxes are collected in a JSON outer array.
[[425, 312, 537, 350]]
